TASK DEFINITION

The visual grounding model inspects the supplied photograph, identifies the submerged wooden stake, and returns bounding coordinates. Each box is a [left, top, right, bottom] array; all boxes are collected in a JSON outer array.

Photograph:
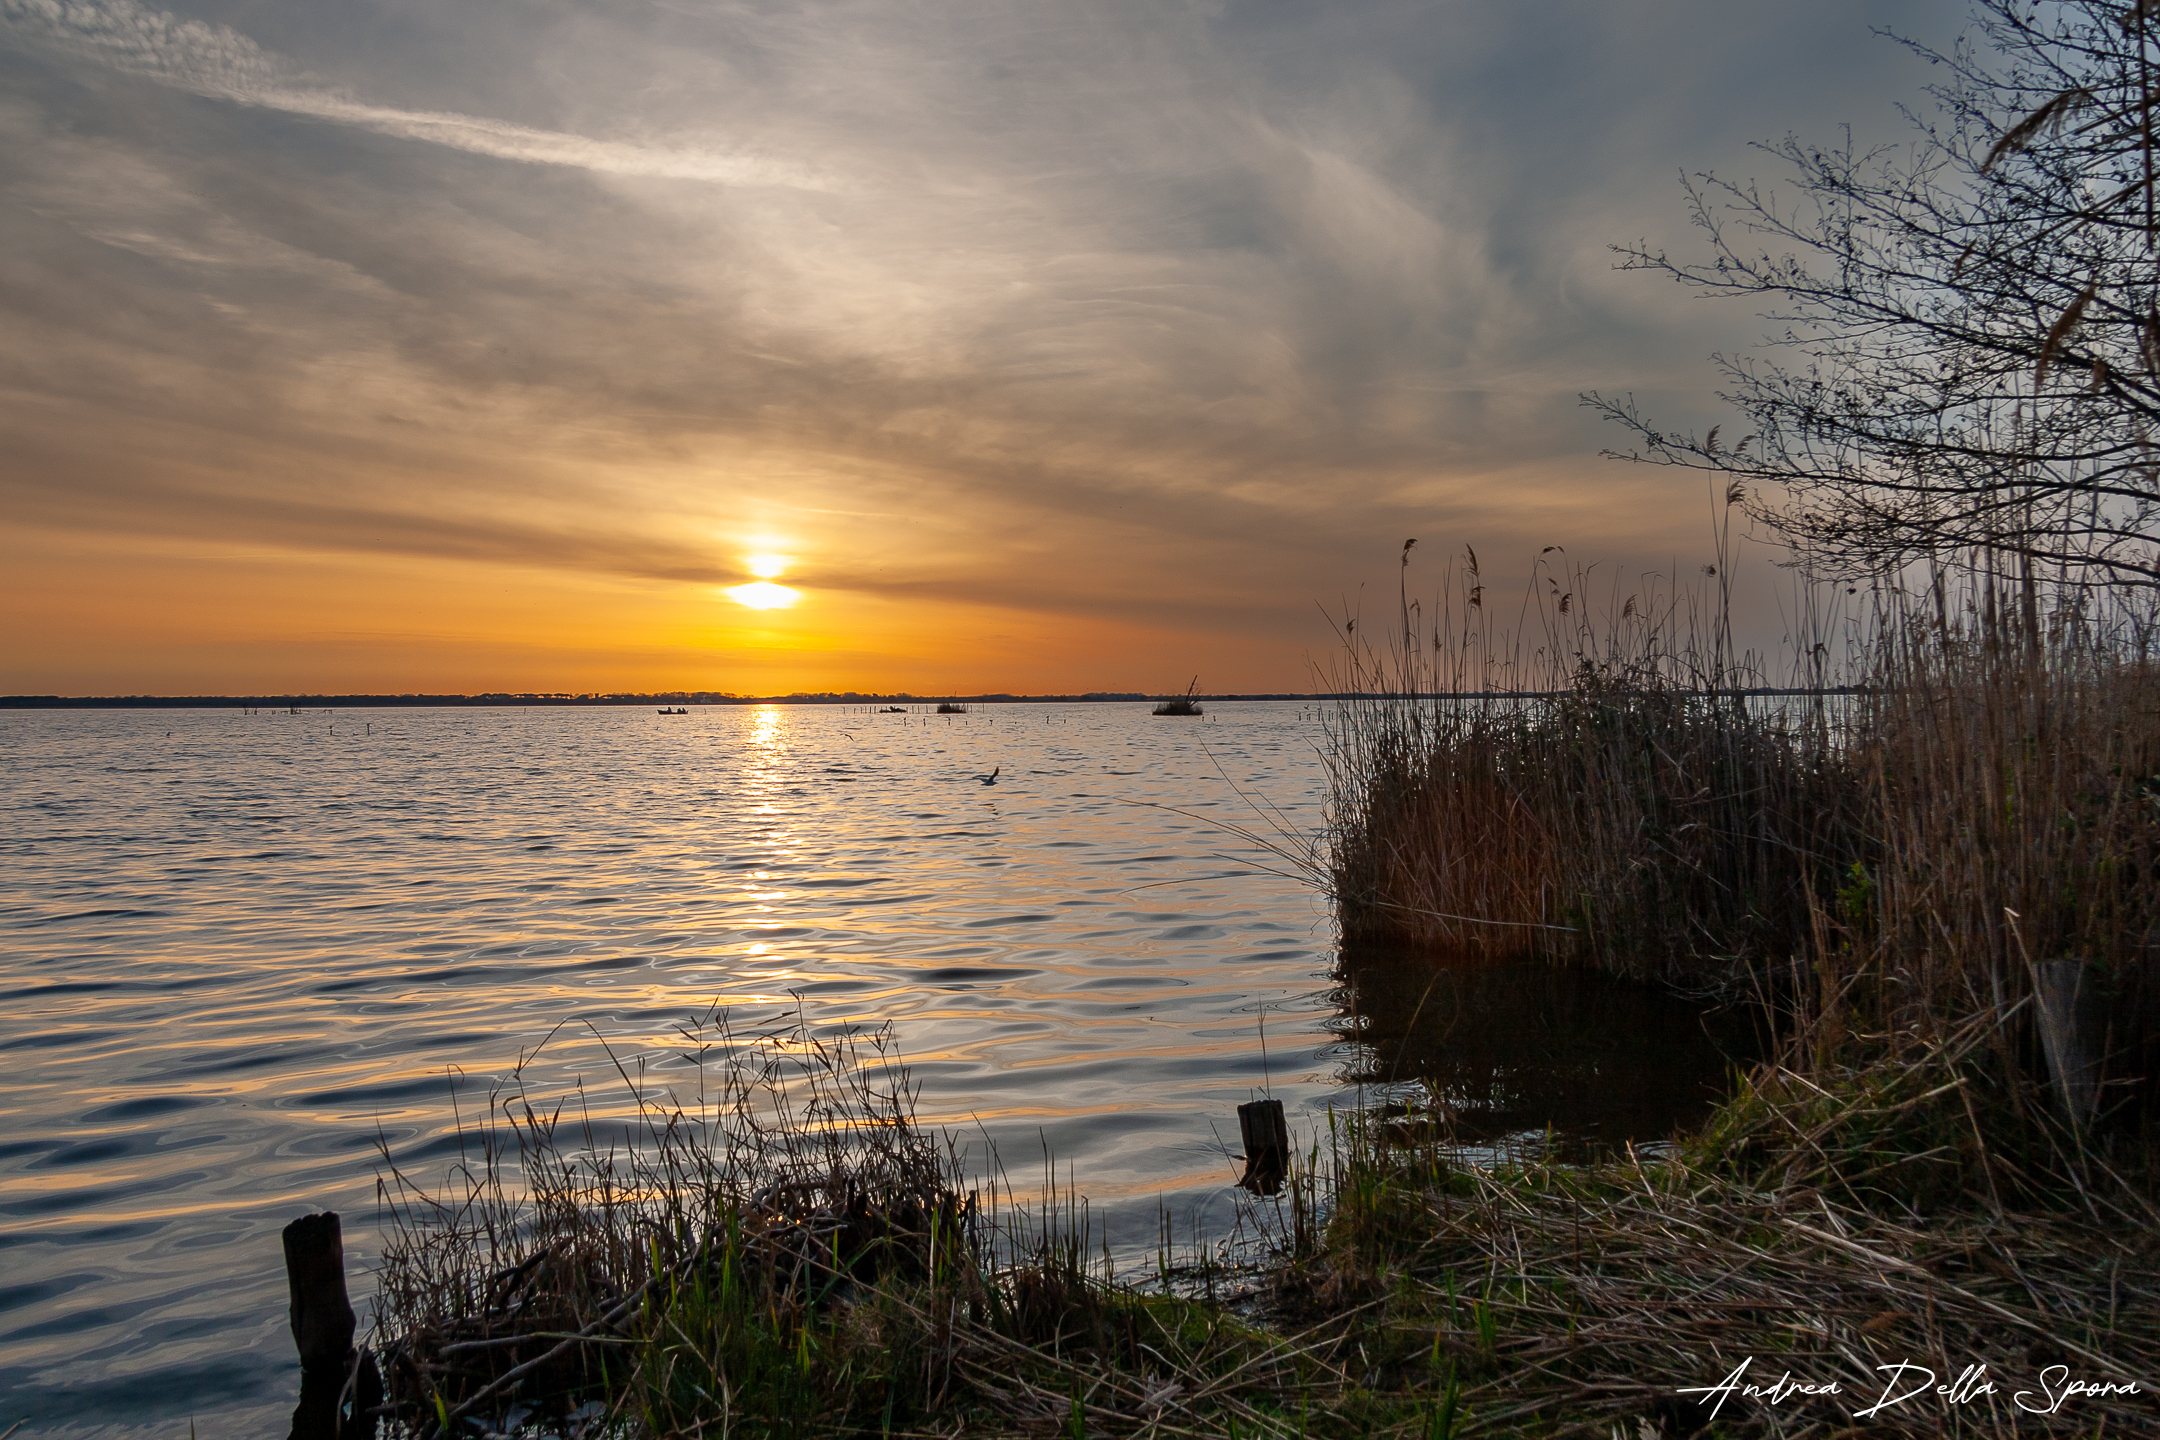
[[1236, 1098, 1289, 1196], [283, 1212, 356, 1367], [283, 1211, 380, 1440], [2033, 960, 2106, 1129]]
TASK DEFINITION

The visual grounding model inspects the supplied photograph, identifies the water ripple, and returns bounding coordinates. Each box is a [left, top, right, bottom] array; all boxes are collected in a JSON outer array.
[[0, 702, 1336, 1435]]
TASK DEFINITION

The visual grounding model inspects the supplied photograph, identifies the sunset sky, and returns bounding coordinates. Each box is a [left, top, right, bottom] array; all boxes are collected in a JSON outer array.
[[1, 0, 1963, 696]]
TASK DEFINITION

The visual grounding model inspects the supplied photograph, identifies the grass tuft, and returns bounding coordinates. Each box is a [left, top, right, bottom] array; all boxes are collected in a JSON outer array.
[[369, 1016, 1370, 1438]]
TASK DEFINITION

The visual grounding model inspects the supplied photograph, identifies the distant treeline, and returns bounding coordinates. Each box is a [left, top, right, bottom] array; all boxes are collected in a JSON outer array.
[[1, 688, 1861, 709], [0, 691, 1329, 708]]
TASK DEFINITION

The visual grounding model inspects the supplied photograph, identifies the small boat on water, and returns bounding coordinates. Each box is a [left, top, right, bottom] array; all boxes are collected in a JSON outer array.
[[657, 707, 690, 715]]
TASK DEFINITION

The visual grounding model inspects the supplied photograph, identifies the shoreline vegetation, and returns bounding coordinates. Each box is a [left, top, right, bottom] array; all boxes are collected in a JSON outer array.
[[1325, 535, 2160, 1097], [250, 5, 2159, 1427], [358, 1000, 2160, 1440], [347, 540, 2160, 1439]]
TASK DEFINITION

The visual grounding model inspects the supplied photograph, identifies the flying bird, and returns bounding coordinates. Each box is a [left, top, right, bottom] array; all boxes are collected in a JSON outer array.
[[974, 766, 1000, 785]]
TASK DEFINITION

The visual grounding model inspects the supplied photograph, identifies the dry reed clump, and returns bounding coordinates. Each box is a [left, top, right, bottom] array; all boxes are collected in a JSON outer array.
[[1154, 676, 1205, 717], [1830, 619, 2160, 1060], [1799, 585, 2160, 1138], [1327, 543, 2160, 1133], [1329, 679, 1853, 987], [1324, 547, 1859, 990], [1293, 544, 2160, 1434]]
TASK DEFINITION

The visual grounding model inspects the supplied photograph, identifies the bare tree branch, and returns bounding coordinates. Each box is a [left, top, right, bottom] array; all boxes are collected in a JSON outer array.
[[1588, 2, 2160, 591]]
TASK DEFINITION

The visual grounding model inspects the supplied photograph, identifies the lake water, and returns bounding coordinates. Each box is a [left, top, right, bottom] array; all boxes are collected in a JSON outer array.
[[0, 703, 1751, 1437]]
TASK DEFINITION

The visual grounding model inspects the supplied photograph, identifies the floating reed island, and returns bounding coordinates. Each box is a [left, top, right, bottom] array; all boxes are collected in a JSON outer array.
[[1152, 677, 1205, 716], [340, 547, 2160, 1439]]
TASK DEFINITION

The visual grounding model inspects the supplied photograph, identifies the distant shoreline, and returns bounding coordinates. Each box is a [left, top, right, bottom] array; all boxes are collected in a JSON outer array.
[[0, 688, 1864, 709], [0, 691, 1307, 708]]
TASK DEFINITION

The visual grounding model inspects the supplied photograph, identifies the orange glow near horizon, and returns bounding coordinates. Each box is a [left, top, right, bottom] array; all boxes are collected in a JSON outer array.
[[0, 522, 1358, 695], [0, 444, 1739, 698]]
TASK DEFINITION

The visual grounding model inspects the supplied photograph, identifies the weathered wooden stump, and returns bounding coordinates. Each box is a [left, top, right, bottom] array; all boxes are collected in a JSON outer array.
[[1236, 1098, 1289, 1196], [283, 1211, 380, 1440], [284, 1212, 355, 1365], [2033, 960, 2107, 1130]]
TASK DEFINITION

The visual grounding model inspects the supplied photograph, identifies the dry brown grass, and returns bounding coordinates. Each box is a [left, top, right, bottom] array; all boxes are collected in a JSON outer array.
[[1323, 543, 2160, 1132], [1274, 1006, 2160, 1439], [1290, 1134, 2160, 1438], [1833, 618, 2160, 1051], [363, 1005, 2159, 1440], [1323, 547, 1857, 989]]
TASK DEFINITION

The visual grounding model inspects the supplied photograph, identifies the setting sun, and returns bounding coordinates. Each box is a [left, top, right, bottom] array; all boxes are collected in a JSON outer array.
[[724, 581, 801, 610], [745, 554, 792, 579]]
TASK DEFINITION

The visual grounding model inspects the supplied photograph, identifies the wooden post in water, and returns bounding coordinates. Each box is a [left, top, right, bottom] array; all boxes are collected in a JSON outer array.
[[1236, 1098, 1289, 1196], [284, 1212, 355, 1366], [2033, 960, 2105, 1130], [283, 1211, 379, 1440]]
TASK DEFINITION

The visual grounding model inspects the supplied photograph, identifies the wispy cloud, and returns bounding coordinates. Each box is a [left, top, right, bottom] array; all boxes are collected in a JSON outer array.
[[0, 0, 824, 186]]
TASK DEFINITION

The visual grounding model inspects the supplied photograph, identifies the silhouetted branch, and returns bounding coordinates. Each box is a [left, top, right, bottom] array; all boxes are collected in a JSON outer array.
[[1588, 2, 2160, 591]]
